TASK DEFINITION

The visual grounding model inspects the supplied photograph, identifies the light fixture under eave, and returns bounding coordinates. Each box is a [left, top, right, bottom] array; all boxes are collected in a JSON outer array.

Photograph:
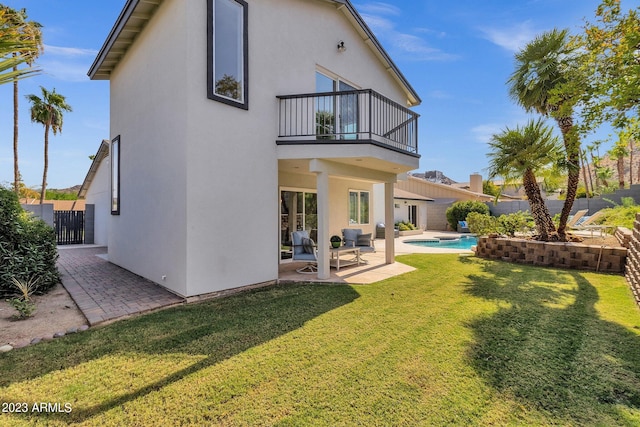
[[337, 40, 346, 52]]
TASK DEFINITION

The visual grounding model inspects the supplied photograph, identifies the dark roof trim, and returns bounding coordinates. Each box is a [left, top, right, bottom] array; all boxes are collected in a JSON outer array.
[[88, 0, 140, 79], [88, 0, 421, 105], [78, 140, 110, 199], [334, 0, 420, 105]]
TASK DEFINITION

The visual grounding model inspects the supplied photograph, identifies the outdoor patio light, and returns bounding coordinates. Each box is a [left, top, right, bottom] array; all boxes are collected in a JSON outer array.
[[337, 40, 346, 52]]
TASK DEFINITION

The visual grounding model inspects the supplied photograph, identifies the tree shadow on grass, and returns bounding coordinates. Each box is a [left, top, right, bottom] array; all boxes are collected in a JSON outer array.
[[0, 282, 359, 423], [461, 257, 640, 424]]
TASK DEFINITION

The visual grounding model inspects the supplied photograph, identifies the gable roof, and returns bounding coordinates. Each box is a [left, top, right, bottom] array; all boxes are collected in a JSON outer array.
[[78, 140, 110, 199], [87, 0, 421, 106]]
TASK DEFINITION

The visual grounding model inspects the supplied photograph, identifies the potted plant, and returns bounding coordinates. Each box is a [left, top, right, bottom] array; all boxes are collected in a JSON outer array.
[[330, 235, 342, 248]]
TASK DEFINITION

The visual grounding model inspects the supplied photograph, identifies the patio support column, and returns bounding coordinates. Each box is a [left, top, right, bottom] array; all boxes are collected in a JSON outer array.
[[384, 181, 395, 264], [316, 168, 330, 279]]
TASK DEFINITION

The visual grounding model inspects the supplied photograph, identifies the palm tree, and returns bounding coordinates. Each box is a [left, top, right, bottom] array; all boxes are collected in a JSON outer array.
[[609, 140, 629, 189], [0, 6, 43, 196], [508, 29, 581, 240], [26, 87, 72, 204], [0, 8, 40, 85], [487, 119, 561, 240]]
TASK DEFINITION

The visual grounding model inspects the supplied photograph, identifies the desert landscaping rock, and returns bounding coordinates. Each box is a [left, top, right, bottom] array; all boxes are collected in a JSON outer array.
[[53, 331, 66, 338], [79, 325, 89, 331], [0, 344, 13, 352], [30, 337, 42, 345], [66, 327, 78, 334]]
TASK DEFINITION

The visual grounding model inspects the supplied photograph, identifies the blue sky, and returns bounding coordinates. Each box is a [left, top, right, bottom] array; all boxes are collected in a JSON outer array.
[[0, 0, 637, 189]]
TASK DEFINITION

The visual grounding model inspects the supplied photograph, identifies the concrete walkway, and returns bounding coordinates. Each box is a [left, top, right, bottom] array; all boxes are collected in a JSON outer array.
[[57, 246, 184, 326]]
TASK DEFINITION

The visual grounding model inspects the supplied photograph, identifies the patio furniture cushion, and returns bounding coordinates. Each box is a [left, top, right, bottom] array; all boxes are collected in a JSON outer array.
[[302, 237, 315, 254], [342, 228, 362, 247], [356, 233, 372, 246], [292, 230, 310, 255]]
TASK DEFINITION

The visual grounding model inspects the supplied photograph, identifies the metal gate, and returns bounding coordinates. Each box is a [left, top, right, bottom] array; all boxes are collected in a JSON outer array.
[[54, 210, 84, 245]]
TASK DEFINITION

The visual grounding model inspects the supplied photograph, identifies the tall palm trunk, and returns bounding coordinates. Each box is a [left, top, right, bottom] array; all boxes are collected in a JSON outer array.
[[523, 168, 556, 240], [630, 139, 634, 185], [39, 122, 49, 204], [555, 115, 579, 240], [12, 62, 19, 196], [617, 156, 625, 189]]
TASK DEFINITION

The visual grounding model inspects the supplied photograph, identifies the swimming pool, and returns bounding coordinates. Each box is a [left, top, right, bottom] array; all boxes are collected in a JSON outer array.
[[405, 235, 477, 250]]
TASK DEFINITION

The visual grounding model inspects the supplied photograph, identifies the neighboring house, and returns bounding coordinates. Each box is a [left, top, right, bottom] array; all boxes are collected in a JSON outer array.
[[78, 140, 111, 246], [87, 0, 421, 297], [392, 188, 433, 230], [395, 175, 495, 230]]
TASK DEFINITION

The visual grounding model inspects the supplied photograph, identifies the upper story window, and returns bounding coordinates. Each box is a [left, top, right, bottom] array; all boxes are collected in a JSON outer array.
[[207, 0, 248, 109]]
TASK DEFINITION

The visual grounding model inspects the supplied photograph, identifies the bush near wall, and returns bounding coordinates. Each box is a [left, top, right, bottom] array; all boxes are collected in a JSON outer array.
[[0, 187, 60, 297], [445, 201, 489, 231]]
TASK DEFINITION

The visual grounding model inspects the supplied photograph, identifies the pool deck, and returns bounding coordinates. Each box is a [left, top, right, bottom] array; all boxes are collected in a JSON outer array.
[[279, 231, 473, 284]]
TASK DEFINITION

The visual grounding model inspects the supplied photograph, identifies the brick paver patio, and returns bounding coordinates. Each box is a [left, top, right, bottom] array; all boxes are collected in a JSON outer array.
[[57, 246, 184, 326]]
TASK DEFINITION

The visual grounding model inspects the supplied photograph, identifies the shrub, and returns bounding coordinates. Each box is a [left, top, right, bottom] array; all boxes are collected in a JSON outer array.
[[0, 187, 60, 297], [467, 211, 532, 237], [467, 212, 498, 236], [395, 220, 417, 231], [7, 277, 38, 319], [445, 201, 489, 231], [497, 211, 532, 236]]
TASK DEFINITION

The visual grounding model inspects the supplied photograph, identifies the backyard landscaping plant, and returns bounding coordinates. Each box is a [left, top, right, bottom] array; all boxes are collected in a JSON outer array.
[[445, 200, 490, 231], [0, 186, 59, 297], [1, 255, 638, 425]]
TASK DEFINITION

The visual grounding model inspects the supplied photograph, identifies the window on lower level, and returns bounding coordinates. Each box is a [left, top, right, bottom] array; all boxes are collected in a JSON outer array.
[[208, 0, 248, 109], [111, 136, 120, 215], [349, 190, 369, 225]]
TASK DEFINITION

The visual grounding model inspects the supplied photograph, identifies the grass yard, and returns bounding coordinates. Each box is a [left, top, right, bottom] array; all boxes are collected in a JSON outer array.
[[1, 254, 640, 426]]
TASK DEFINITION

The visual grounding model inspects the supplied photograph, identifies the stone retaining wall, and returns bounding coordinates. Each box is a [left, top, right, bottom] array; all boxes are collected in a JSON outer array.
[[623, 215, 640, 306], [475, 237, 627, 274]]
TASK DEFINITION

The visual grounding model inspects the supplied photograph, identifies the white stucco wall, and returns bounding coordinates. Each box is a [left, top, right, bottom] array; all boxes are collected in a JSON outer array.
[[105, 0, 416, 296], [84, 154, 110, 246], [109, 0, 189, 295]]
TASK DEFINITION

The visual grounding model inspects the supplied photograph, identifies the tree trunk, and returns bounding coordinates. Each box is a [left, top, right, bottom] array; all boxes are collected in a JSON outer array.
[[523, 168, 556, 240], [12, 63, 19, 196], [40, 123, 49, 205], [555, 115, 578, 241], [580, 149, 590, 197], [630, 139, 634, 185], [585, 149, 594, 195], [617, 156, 625, 189]]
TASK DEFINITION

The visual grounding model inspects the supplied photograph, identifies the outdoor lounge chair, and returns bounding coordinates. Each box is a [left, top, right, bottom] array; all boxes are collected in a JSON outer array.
[[569, 209, 610, 237], [291, 230, 318, 274], [457, 221, 470, 233], [342, 228, 375, 257], [565, 209, 589, 229]]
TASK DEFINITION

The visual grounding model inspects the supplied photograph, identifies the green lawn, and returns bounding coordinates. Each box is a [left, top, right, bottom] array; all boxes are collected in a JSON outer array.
[[1, 254, 640, 426]]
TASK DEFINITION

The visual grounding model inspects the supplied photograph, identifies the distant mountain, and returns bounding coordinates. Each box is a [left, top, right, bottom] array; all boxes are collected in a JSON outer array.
[[49, 185, 82, 194], [411, 170, 457, 185]]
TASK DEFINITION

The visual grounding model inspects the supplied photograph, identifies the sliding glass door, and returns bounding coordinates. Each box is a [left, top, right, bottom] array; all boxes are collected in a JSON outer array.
[[280, 190, 317, 260]]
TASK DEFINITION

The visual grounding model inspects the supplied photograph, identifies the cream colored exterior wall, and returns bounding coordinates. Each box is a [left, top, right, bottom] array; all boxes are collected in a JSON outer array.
[[394, 199, 428, 230], [105, 0, 416, 296], [279, 170, 375, 239], [84, 153, 110, 246]]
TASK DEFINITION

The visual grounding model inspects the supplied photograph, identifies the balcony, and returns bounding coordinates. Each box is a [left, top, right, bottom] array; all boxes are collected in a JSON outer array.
[[277, 89, 419, 157]]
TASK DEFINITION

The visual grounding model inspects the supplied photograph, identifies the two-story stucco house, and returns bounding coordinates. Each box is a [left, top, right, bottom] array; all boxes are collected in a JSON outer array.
[[87, 0, 421, 298]]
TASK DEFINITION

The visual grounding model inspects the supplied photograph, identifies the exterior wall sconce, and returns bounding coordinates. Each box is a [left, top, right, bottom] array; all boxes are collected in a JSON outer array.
[[337, 40, 346, 52]]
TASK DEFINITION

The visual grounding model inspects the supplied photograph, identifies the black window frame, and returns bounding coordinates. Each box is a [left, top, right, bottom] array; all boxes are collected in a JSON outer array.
[[111, 135, 121, 215], [207, 0, 249, 110]]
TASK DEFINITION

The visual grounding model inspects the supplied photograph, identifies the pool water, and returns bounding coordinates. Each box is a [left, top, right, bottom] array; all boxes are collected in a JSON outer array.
[[405, 236, 477, 250]]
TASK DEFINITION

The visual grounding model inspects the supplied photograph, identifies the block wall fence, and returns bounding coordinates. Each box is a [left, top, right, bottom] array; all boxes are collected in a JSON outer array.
[[623, 214, 640, 306]]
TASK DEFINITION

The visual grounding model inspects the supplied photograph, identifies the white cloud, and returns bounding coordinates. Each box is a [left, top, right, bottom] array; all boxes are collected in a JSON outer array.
[[43, 44, 98, 57], [35, 45, 97, 82], [471, 123, 504, 144], [478, 21, 538, 53], [429, 90, 452, 100], [358, 3, 457, 61], [39, 60, 91, 82], [356, 2, 401, 16]]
